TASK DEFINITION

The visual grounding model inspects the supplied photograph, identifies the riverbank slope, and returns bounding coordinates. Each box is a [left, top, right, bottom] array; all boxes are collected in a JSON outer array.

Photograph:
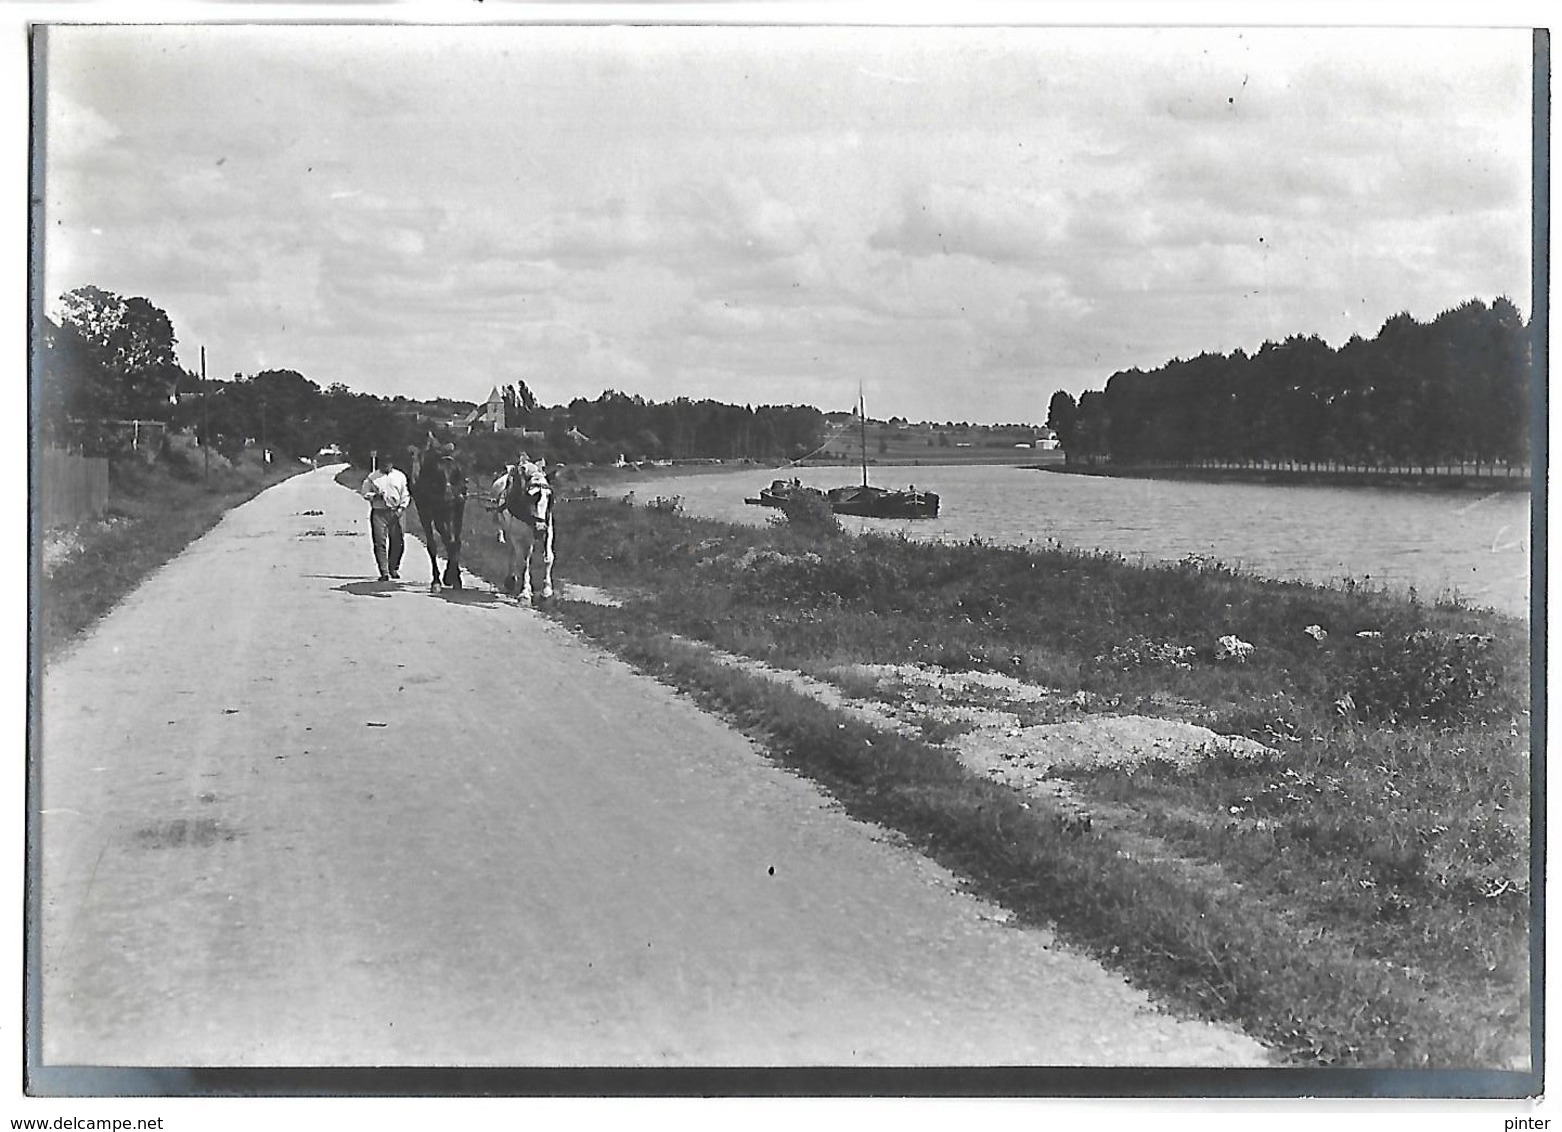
[[452, 488, 1531, 1075]]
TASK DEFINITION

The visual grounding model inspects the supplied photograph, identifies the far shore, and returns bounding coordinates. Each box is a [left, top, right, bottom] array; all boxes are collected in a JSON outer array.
[[567, 450, 1059, 487], [1036, 462, 1532, 493]]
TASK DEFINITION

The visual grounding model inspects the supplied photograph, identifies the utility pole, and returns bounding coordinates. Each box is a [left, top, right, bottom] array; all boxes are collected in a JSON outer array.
[[858, 384, 868, 487], [200, 346, 209, 485]]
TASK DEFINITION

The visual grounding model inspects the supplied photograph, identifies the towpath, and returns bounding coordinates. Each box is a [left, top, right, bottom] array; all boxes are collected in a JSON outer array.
[[37, 465, 1269, 1068]]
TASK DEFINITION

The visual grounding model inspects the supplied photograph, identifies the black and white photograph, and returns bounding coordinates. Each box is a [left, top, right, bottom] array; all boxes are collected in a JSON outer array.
[[21, 5, 1543, 1116]]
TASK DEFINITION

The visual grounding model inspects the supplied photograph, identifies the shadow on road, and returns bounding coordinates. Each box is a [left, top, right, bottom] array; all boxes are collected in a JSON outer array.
[[327, 578, 510, 607], [428, 587, 507, 608], [331, 580, 400, 598]]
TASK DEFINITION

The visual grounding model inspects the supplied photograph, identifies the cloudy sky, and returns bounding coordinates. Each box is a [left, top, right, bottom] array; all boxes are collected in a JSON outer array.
[[37, 21, 1534, 423]]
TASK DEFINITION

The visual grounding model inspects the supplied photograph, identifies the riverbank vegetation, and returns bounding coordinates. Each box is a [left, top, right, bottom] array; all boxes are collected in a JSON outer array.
[[456, 490, 1530, 1069], [38, 442, 301, 661], [1048, 297, 1532, 478]]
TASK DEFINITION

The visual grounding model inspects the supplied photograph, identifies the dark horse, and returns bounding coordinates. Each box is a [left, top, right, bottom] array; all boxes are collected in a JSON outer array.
[[409, 436, 467, 592]]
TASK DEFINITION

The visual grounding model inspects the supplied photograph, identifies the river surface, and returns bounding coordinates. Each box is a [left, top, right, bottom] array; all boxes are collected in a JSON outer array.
[[609, 463, 1533, 619]]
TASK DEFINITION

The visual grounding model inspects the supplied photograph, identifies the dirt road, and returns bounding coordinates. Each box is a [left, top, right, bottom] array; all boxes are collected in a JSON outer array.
[[37, 465, 1270, 1068]]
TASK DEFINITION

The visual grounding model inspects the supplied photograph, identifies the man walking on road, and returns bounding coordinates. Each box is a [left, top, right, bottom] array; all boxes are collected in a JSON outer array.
[[360, 453, 410, 582]]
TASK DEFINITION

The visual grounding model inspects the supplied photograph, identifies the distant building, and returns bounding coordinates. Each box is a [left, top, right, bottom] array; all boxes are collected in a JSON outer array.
[[461, 387, 506, 433]]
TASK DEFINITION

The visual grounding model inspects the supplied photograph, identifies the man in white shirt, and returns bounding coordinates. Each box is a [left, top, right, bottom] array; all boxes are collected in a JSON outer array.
[[359, 453, 411, 582]]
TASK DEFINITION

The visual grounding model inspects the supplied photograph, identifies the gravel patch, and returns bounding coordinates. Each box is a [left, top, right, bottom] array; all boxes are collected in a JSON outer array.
[[838, 662, 1058, 703], [684, 653, 1276, 810], [952, 716, 1274, 805], [559, 583, 623, 607]]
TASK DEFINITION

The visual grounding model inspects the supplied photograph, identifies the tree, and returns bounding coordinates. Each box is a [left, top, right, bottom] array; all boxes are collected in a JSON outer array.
[[1072, 391, 1110, 465], [322, 388, 419, 468], [250, 369, 325, 457], [1045, 296, 1527, 475], [56, 286, 182, 419], [1489, 296, 1533, 469], [37, 317, 117, 449], [1046, 390, 1079, 461], [502, 381, 539, 429]]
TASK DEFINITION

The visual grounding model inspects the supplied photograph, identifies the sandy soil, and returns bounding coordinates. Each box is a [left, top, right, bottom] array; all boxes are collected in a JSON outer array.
[[678, 652, 1274, 830]]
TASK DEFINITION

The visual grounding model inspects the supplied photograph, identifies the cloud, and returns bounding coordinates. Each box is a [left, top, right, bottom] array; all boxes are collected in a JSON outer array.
[[42, 88, 121, 159], [36, 24, 1534, 421], [519, 177, 812, 275], [868, 183, 1066, 264]]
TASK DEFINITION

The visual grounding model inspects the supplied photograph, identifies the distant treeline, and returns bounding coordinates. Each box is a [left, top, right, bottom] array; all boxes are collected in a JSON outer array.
[[36, 284, 827, 470], [1046, 298, 1532, 474], [38, 296, 414, 466], [560, 391, 825, 464]]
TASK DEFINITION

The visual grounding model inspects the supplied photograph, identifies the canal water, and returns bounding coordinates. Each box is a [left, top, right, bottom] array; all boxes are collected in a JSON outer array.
[[609, 463, 1534, 619]]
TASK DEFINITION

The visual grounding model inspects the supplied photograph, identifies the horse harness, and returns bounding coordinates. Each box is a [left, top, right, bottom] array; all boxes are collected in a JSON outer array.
[[493, 465, 553, 532], [414, 454, 467, 503]]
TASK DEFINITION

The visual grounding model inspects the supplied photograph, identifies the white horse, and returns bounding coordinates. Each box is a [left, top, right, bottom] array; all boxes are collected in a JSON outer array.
[[490, 458, 556, 602]]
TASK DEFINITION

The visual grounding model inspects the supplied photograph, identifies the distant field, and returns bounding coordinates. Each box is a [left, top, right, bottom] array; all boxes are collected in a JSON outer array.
[[812, 424, 1063, 467]]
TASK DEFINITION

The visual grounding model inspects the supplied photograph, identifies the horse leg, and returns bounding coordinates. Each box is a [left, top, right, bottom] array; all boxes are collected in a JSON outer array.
[[515, 530, 534, 599], [443, 506, 465, 589], [497, 523, 516, 595], [431, 515, 451, 589], [517, 529, 535, 603], [421, 515, 442, 591], [539, 520, 555, 600]]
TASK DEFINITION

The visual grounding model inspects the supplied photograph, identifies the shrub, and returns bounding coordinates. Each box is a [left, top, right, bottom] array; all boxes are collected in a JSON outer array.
[[729, 542, 922, 609], [773, 492, 841, 536], [1335, 629, 1503, 723]]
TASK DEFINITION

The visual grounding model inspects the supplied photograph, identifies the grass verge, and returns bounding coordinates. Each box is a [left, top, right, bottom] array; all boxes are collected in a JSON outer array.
[[38, 450, 305, 662], [454, 490, 1530, 1069]]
